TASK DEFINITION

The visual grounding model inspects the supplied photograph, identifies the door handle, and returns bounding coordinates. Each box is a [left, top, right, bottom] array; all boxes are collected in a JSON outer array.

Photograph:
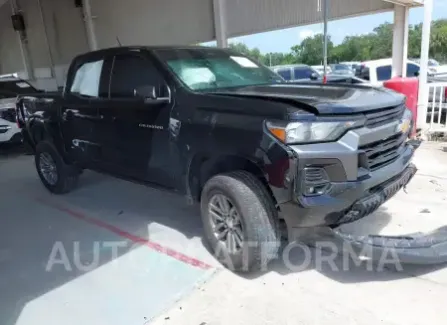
[[98, 115, 116, 121], [63, 109, 102, 121]]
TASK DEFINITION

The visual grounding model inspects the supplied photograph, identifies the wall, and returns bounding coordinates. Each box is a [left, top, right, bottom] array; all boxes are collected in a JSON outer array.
[[0, 2, 23, 74], [0, 0, 88, 90]]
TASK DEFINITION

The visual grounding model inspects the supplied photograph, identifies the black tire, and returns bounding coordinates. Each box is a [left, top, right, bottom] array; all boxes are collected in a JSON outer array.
[[35, 141, 79, 194], [200, 171, 281, 272]]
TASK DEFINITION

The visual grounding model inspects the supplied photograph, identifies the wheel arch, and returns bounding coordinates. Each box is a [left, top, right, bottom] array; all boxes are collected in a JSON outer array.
[[28, 119, 69, 163], [187, 153, 276, 205]]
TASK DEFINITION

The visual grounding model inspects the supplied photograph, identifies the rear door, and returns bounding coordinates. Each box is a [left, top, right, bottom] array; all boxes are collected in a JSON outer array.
[[61, 56, 110, 164], [276, 68, 292, 81], [97, 51, 173, 185]]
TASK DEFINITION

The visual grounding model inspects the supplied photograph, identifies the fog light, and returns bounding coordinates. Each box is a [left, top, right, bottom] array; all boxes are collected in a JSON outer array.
[[302, 167, 330, 196]]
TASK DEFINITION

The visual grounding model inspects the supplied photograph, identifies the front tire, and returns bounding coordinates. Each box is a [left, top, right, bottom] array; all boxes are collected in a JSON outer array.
[[200, 171, 280, 272], [35, 141, 79, 194]]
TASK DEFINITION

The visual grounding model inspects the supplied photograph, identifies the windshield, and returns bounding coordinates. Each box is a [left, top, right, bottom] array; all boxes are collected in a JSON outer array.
[[155, 48, 283, 91], [0, 80, 36, 96]]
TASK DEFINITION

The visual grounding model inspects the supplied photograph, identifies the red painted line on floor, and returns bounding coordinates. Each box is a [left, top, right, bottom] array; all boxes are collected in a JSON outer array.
[[36, 197, 213, 270]]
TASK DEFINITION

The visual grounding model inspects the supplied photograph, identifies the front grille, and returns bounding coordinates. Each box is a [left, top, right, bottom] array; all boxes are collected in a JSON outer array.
[[364, 105, 405, 128], [359, 133, 406, 171], [0, 108, 17, 123]]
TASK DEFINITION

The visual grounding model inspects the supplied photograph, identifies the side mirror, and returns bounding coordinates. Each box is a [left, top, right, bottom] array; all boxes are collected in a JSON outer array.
[[414, 71, 420, 77], [310, 72, 319, 80]]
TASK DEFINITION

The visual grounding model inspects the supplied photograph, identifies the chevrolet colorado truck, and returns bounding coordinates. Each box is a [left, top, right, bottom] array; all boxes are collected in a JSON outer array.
[[17, 46, 429, 271]]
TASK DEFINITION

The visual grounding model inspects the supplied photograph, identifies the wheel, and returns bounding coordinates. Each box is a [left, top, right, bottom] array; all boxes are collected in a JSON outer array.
[[35, 141, 79, 194], [200, 171, 281, 272]]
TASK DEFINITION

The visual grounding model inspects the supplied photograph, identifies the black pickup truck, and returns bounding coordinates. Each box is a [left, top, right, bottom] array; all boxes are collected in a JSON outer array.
[[16, 46, 430, 271]]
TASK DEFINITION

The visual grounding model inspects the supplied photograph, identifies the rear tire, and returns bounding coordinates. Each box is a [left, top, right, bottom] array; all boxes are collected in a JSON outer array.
[[200, 171, 280, 272], [35, 141, 79, 194]]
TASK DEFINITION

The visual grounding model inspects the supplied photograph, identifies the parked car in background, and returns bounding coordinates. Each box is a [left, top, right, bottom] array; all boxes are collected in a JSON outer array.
[[340, 61, 362, 74], [330, 63, 354, 76], [311, 65, 332, 75], [272, 64, 366, 85], [355, 58, 424, 85], [356, 59, 447, 123], [411, 58, 447, 75], [271, 64, 320, 82], [0, 75, 39, 144]]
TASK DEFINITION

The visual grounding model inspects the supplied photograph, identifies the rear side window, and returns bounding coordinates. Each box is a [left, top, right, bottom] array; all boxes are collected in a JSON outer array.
[[276, 68, 292, 80], [109, 54, 165, 98], [376, 65, 392, 81], [407, 63, 420, 77], [293, 67, 314, 79], [70, 59, 104, 97]]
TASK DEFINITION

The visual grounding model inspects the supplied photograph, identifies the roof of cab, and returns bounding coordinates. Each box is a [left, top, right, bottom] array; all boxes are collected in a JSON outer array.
[[76, 45, 231, 57]]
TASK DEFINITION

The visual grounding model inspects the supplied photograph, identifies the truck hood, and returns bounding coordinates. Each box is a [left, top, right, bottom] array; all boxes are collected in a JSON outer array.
[[0, 97, 16, 111], [213, 84, 405, 115]]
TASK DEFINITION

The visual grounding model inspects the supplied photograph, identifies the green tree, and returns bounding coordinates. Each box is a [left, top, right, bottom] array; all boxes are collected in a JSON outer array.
[[228, 42, 265, 63], [222, 19, 447, 67], [291, 34, 334, 65]]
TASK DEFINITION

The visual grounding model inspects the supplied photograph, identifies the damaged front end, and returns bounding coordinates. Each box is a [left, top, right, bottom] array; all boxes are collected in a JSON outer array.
[[332, 139, 447, 265]]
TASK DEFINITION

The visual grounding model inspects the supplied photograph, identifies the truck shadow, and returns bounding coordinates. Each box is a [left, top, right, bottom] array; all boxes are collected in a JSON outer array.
[[0, 143, 27, 159]]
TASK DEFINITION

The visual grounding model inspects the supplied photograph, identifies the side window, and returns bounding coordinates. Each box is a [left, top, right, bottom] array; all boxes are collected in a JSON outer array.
[[276, 68, 292, 80], [110, 54, 164, 98], [294, 67, 313, 79], [407, 63, 420, 77], [70, 59, 104, 97], [376, 65, 392, 81]]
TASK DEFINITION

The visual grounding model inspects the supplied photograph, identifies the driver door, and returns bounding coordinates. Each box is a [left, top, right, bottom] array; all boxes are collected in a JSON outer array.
[[96, 52, 173, 186]]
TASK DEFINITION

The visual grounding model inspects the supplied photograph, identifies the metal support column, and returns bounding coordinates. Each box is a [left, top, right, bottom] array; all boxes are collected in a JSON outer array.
[[213, 0, 228, 48], [392, 4, 409, 78], [417, 0, 433, 130], [10, 0, 33, 80], [322, 0, 329, 84], [37, 0, 56, 82], [82, 0, 98, 51]]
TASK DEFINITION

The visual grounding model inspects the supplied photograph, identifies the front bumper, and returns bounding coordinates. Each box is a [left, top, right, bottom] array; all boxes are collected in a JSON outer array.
[[279, 120, 416, 229], [280, 143, 416, 228]]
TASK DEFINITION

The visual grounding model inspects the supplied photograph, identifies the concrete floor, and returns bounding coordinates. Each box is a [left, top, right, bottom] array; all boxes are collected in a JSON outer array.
[[2, 142, 447, 325], [0, 148, 217, 325]]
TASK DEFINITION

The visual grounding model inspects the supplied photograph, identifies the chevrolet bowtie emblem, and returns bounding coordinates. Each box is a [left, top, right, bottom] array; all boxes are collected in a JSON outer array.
[[397, 117, 411, 134]]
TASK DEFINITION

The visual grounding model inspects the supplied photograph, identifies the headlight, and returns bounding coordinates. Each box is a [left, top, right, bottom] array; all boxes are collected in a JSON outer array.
[[267, 119, 362, 144], [397, 108, 412, 135]]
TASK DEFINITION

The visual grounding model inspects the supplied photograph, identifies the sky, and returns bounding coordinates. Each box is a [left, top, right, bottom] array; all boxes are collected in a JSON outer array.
[[219, 0, 447, 54]]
